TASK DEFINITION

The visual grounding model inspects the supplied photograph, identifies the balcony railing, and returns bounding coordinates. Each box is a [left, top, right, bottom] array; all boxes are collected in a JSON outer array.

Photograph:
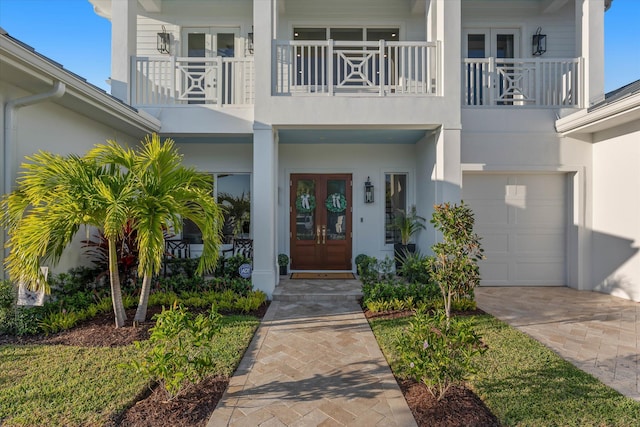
[[463, 57, 583, 107], [274, 40, 440, 96], [131, 56, 255, 106]]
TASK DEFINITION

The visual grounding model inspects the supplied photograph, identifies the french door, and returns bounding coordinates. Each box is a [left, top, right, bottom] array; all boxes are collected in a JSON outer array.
[[182, 27, 238, 103], [464, 28, 520, 105], [290, 174, 352, 270]]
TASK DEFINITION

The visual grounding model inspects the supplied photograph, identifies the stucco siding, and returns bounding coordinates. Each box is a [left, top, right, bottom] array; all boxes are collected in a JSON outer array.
[[591, 120, 640, 302]]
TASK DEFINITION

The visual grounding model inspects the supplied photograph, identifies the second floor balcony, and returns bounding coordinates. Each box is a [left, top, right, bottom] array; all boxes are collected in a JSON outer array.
[[273, 40, 440, 97], [129, 51, 584, 110]]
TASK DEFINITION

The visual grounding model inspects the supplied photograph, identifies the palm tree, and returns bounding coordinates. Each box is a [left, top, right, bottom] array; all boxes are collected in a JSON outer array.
[[89, 134, 224, 323], [1, 152, 132, 327]]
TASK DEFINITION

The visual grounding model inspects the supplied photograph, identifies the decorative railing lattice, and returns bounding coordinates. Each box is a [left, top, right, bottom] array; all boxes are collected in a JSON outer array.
[[131, 56, 255, 106], [463, 57, 583, 107], [274, 40, 440, 96]]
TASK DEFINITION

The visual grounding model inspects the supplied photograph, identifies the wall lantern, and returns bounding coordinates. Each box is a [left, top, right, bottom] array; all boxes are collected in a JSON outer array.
[[157, 26, 171, 54], [364, 177, 374, 204], [248, 27, 254, 54], [532, 27, 546, 56]]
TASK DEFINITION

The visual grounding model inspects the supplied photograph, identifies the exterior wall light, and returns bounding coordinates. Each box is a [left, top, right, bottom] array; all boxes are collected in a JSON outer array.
[[532, 27, 546, 56], [248, 27, 254, 54], [157, 26, 171, 54], [365, 177, 374, 203]]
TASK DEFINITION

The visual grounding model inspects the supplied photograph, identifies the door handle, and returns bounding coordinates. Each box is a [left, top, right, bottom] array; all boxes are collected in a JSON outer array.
[[321, 225, 327, 245], [316, 225, 321, 244]]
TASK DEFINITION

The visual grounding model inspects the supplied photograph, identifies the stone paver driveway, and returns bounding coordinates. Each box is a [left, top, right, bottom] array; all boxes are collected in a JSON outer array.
[[476, 286, 640, 401]]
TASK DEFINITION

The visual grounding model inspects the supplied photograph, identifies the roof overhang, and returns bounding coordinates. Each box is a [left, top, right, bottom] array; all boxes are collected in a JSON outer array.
[[555, 92, 640, 136], [0, 30, 160, 137]]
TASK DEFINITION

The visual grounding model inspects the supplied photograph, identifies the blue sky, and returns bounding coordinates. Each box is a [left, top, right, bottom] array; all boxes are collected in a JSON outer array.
[[0, 0, 638, 92]]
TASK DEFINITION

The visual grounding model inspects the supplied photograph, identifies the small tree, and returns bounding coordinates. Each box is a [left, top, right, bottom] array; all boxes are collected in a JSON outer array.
[[429, 201, 484, 323]]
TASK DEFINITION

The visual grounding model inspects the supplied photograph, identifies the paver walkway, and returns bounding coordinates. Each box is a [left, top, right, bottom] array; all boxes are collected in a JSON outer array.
[[207, 279, 416, 427], [476, 286, 640, 401]]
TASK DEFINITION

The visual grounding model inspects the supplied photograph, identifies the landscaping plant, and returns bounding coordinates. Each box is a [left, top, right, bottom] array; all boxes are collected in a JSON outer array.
[[429, 201, 484, 322], [129, 302, 222, 397], [397, 309, 485, 400]]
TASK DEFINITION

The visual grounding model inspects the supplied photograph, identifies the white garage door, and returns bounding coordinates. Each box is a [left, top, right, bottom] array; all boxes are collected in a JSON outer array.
[[462, 173, 566, 286]]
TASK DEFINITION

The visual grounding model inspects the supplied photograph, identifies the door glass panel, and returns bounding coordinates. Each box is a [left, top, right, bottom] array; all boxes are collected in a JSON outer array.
[[326, 179, 347, 241], [295, 179, 316, 240], [217, 33, 235, 57], [385, 173, 407, 244], [496, 34, 514, 59], [467, 34, 486, 58]]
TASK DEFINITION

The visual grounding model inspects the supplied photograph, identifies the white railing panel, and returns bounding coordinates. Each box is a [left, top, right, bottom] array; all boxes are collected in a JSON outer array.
[[131, 56, 255, 106], [274, 40, 440, 96], [463, 57, 583, 108]]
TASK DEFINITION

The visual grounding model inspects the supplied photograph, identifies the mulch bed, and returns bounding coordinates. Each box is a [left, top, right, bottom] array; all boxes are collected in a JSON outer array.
[[1, 303, 499, 427]]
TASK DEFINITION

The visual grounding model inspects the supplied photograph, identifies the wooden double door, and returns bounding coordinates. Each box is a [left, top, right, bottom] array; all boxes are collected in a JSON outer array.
[[290, 174, 352, 270]]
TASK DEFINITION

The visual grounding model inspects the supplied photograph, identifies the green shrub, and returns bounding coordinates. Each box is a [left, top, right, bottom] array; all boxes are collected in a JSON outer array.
[[234, 291, 267, 313], [13, 306, 46, 336], [129, 303, 222, 397], [39, 310, 83, 335], [398, 251, 433, 284], [0, 280, 16, 333], [397, 309, 485, 400]]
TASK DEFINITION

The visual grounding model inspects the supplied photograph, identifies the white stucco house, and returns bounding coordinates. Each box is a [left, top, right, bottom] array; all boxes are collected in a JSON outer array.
[[4, 0, 640, 303]]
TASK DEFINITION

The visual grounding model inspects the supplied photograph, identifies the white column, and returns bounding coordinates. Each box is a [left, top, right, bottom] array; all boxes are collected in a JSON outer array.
[[110, 0, 137, 103], [251, 125, 278, 298], [437, 0, 461, 117], [253, 0, 274, 120], [577, 0, 605, 106], [433, 127, 462, 205]]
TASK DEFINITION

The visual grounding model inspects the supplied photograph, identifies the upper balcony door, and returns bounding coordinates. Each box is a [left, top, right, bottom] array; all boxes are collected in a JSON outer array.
[[182, 28, 239, 103], [464, 29, 521, 105]]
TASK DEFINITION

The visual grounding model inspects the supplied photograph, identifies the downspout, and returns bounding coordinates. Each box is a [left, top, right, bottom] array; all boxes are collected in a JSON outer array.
[[2, 81, 66, 278], [3, 81, 66, 195]]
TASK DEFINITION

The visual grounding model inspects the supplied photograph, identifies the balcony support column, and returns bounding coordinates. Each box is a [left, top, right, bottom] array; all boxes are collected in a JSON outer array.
[[433, 127, 462, 205], [577, 0, 605, 106], [111, 0, 137, 103], [251, 125, 278, 298]]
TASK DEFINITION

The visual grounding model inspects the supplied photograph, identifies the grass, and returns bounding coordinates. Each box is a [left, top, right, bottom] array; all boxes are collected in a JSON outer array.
[[369, 314, 640, 427], [0, 315, 259, 427]]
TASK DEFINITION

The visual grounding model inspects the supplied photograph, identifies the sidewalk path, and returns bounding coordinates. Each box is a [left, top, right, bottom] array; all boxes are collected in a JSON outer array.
[[208, 281, 416, 427]]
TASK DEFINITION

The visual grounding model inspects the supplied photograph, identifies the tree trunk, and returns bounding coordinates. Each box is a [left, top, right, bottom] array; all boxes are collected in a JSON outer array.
[[134, 272, 152, 323], [108, 238, 127, 328]]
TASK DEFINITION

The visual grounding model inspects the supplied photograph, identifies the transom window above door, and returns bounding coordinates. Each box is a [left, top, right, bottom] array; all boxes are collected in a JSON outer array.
[[293, 27, 400, 42]]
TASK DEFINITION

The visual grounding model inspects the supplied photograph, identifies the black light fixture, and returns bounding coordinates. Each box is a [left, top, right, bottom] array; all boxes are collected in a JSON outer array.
[[157, 25, 171, 54], [532, 27, 546, 56], [364, 177, 374, 204], [248, 26, 254, 54]]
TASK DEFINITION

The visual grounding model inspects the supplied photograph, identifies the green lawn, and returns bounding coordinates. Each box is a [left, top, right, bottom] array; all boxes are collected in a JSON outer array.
[[369, 314, 640, 427], [0, 315, 259, 427]]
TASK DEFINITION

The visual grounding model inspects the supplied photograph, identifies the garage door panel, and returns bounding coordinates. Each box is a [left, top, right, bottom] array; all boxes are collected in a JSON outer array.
[[479, 232, 509, 253], [516, 175, 565, 199], [463, 175, 509, 199], [515, 261, 565, 283], [472, 204, 509, 224], [515, 204, 565, 225], [479, 262, 509, 282], [515, 232, 564, 254], [463, 172, 566, 286]]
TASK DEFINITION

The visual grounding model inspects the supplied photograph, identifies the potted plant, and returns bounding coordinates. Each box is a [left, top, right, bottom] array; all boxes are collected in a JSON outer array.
[[393, 206, 426, 271], [278, 254, 289, 276]]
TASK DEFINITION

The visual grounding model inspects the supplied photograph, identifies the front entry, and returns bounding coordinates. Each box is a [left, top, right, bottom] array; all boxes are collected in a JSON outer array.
[[290, 174, 352, 270]]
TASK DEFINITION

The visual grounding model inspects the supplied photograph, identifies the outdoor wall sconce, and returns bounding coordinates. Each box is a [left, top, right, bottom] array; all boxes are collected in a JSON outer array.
[[157, 26, 171, 54], [248, 27, 254, 54], [364, 177, 374, 204], [532, 27, 547, 56]]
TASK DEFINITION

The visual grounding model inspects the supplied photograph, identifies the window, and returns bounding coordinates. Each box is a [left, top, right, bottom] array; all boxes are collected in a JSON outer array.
[[385, 173, 407, 244], [183, 173, 251, 244]]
